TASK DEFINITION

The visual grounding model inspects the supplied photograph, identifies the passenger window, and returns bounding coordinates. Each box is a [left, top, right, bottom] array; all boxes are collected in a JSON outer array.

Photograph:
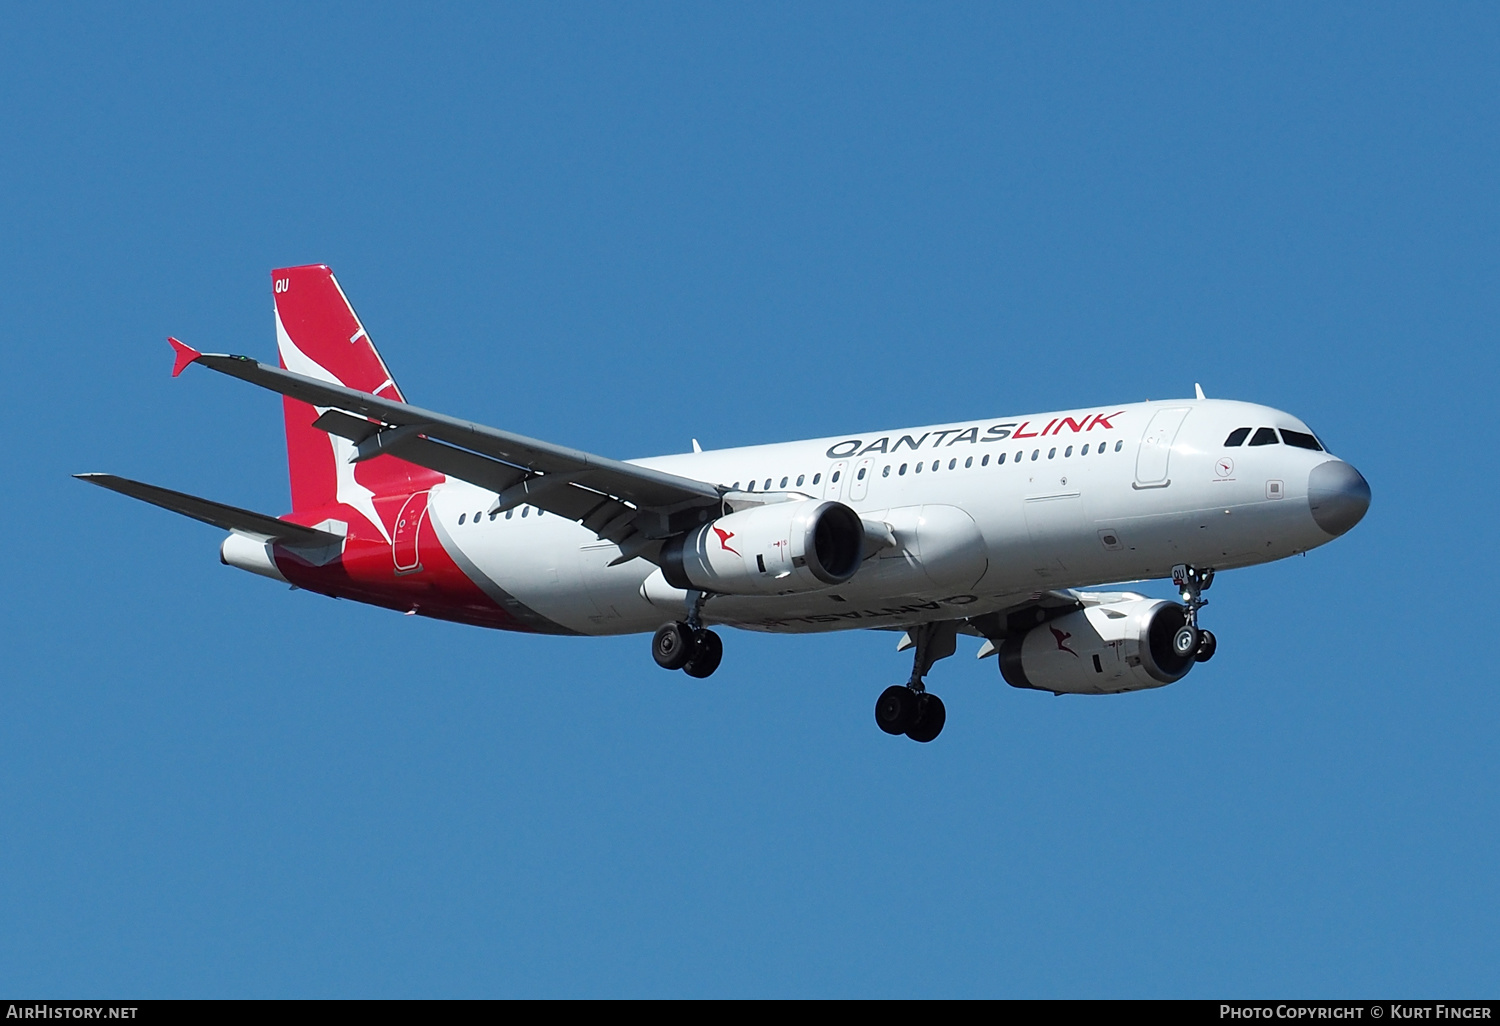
[[813, 474, 821, 485], [997, 452, 1005, 465], [1280, 429, 1323, 451], [1249, 427, 1279, 446], [831, 471, 840, 483], [521, 507, 529, 517], [915, 462, 923, 473], [931, 460, 940, 471], [1014, 451, 1023, 463], [882, 465, 890, 477], [764, 478, 772, 490], [948, 459, 956, 470], [1031, 450, 1039, 461], [780, 477, 789, 488], [1224, 427, 1252, 447], [981, 454, 989, 466], [747, 480, 755, 491], [458, 513, 466, 525], [1048, 448, 1056, 459], [965, 456, 973, 468], [796, 475, 805, 486], [857, 468, 866, 480], [899, 463, 908, 475], [475, 511, 482, 522], [1114, 440, 1123, 452], [505, 510, 513, 519], [489, 511, 498, 521], [1081, 444, 1089, 455]]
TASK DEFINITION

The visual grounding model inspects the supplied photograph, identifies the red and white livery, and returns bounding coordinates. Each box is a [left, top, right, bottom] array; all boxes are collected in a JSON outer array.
[[81, 265, 1371, 742]]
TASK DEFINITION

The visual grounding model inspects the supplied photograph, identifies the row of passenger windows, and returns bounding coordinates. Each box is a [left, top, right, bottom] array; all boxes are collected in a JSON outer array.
[[458, 506, 544, 525], [456, 437, 1129, 526], [730, 438, 1125, 491], [742, 472, 821, 492], [1223, 426, 1324, 451]]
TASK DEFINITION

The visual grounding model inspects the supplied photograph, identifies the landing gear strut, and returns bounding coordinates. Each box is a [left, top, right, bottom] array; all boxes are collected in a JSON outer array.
[[875, 621, 954, 743], [652, 589, 724, 678], [1171, 563, 1218, 663]]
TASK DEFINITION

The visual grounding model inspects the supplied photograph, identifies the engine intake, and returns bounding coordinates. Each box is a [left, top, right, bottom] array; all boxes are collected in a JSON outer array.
[[661, 499, 865, 596], [998, 598, 1196, 695]]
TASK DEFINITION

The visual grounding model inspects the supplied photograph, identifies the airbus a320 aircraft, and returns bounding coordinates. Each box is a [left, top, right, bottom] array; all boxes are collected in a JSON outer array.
[[80, 265, 1371, 742]]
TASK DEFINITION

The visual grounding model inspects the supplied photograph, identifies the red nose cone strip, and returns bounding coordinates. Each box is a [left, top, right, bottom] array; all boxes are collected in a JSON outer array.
[[168, 337, 202, 377]]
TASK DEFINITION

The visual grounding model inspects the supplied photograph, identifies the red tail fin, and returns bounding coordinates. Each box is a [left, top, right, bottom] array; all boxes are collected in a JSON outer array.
[[273, 265, 436, 518]]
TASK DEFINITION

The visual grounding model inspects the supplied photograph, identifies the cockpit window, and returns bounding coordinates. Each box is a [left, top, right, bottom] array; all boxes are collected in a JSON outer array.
[[1249, 427, 1279, 446], [1224, 427, 1251, 447], [1280, 429, 1323, 451]]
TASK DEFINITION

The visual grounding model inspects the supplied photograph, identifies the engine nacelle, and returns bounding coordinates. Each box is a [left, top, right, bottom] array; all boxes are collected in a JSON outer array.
[[660, 499, 865, 596], [998, 598, 1197, 695]]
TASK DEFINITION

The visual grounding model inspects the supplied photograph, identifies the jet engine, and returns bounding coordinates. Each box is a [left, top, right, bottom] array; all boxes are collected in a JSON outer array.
[[660, 499, 865, 596], [998, 598, 1197, 695]]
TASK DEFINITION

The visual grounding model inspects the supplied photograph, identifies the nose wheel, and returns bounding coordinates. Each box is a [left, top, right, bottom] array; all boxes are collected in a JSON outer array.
[[1172, 564, 1219, 664]]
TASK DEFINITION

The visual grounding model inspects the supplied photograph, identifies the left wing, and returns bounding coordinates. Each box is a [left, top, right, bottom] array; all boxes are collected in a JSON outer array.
[[172, 342, 724, 564]]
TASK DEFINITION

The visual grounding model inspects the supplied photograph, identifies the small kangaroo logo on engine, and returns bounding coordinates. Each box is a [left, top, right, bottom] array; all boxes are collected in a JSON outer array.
[[712, 527, 739, 556], [1050, 626, 1078, 657]]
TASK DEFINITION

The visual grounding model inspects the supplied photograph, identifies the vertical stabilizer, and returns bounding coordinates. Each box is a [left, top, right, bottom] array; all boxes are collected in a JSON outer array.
[[272, 265, 433, 519]]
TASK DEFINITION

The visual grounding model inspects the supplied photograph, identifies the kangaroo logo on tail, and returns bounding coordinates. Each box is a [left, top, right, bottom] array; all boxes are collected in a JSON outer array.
[[272, 264, 438, 541]]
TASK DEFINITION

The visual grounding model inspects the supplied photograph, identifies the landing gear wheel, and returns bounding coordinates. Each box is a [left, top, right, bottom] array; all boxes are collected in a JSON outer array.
[[906, 693, 946, 743], [875, 685, 921, 735], [682, 629, 723, 678], [1195, 629, 1217, 663], [1172, 624, 1200, 659], [652, 621, 694, 670]]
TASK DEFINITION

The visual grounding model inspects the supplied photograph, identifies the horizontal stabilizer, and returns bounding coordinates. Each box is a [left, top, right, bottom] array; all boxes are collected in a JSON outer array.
[[74, 473, 340, 546]]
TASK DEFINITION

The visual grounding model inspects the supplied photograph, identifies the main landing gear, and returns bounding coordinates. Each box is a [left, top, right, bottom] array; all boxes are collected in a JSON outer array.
[[652, 589, 724, 679], [1171, 563, 1219, 664], [875, 621, 955, 743]]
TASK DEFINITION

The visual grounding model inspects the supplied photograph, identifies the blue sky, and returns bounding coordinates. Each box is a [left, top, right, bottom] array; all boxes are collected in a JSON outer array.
[[2, 3, 1496, 997]]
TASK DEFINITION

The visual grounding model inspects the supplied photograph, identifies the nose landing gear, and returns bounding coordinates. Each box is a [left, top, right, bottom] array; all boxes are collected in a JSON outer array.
[[874, 621, 955, 743], [652, 589, 724, 679], [1171, 563, 1219, 664]]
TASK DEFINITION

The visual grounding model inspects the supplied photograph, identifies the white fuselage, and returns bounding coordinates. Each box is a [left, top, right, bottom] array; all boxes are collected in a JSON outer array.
[[424, 398, 1347, 636]]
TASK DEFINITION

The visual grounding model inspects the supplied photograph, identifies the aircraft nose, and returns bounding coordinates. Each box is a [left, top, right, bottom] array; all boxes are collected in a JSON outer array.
[[1308, 460, 1371, 537]]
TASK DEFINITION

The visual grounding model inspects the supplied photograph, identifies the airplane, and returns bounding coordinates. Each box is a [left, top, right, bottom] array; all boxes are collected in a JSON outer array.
[[78, 264, 1371, 743]]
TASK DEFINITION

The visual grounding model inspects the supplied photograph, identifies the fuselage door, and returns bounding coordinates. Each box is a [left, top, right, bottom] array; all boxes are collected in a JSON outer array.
[[849, 458, 874, 501], [825, 461, 848, 500], [1134, 407, 1191, 488], [393, 490, 429, 573]]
